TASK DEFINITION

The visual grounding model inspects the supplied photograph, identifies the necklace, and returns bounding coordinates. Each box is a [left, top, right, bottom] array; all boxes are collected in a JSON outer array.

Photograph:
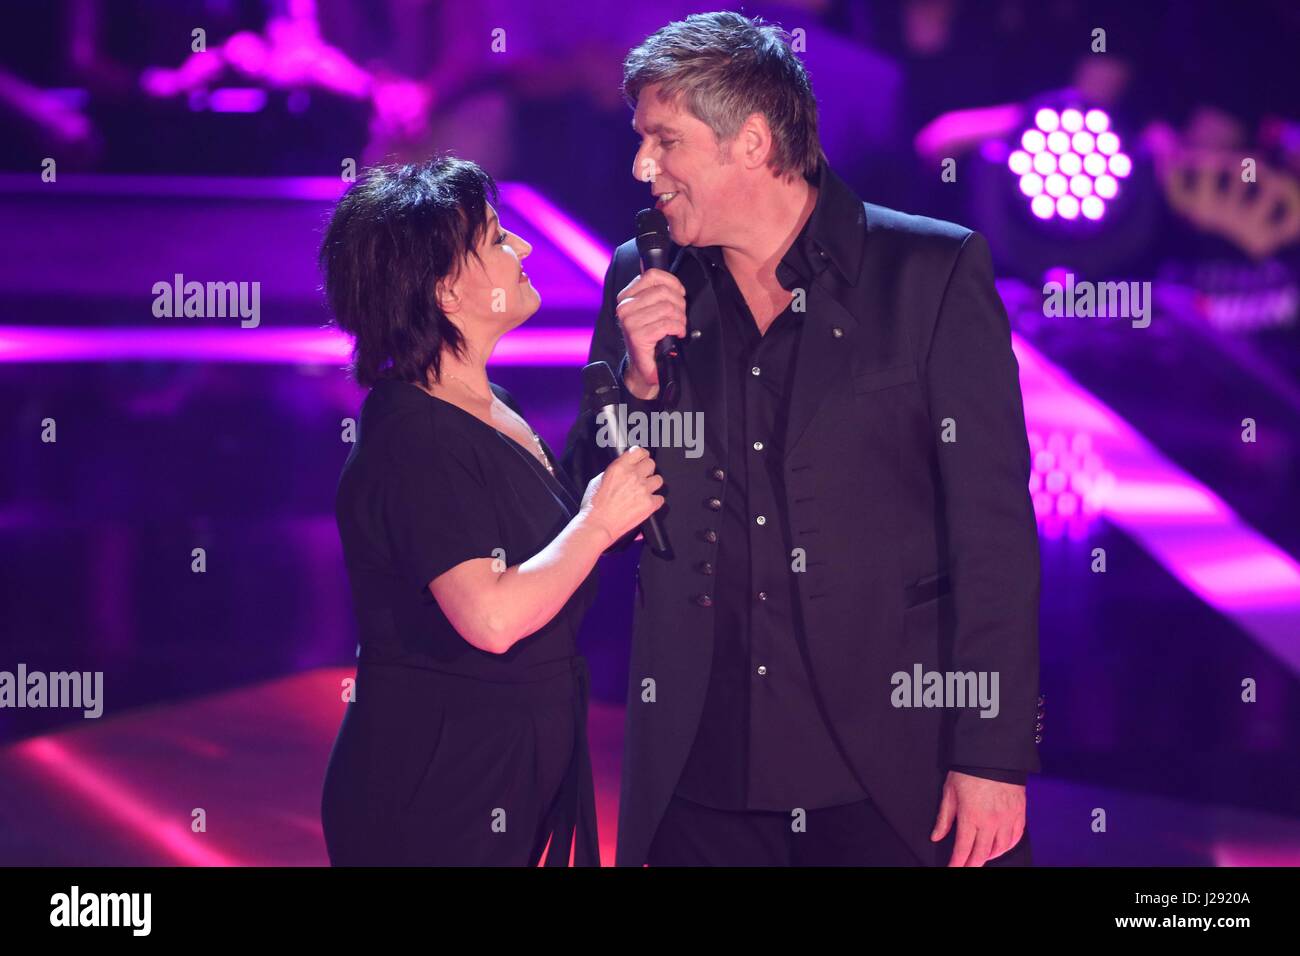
[[526, 429, 556, 477], [439, 372, 555, 477]]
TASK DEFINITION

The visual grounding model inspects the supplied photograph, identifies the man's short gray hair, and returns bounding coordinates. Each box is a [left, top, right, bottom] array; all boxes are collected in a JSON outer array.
[[623, 11, 826, 182]]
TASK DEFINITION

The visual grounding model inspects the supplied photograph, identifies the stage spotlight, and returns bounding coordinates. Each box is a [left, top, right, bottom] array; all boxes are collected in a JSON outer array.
[[1028, 430, 1114, 539], [972, 95, 1163, 280], [1084, 109, 1108, 133], [1005, 106, 1130, 221], [1034, 107, 1060, 131]]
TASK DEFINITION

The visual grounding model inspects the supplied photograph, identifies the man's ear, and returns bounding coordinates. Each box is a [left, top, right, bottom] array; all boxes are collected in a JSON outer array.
[[740, 111, 772, 169]]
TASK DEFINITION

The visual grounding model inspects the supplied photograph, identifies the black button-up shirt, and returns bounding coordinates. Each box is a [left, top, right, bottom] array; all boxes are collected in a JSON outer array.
[[669, 171, 1024, 812], [673, 206, 869, 811]]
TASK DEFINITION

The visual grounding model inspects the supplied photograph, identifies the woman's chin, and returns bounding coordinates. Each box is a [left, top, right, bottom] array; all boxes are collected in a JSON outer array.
[[519, 286, 542, 318], [506, 298, 540, 331]]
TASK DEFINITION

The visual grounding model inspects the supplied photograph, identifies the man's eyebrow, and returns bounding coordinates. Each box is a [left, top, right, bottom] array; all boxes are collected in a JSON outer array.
[[631, 121, 680, 136]]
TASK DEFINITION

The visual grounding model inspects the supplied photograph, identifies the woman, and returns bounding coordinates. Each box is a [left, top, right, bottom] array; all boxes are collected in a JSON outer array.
[[318, 156, 662, 866]]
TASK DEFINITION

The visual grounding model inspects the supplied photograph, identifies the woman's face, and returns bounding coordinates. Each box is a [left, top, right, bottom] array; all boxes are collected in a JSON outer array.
[[442, 202, 538, 333]]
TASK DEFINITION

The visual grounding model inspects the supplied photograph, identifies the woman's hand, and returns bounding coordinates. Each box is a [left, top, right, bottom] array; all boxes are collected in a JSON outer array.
[[579, 446, 665, 544]]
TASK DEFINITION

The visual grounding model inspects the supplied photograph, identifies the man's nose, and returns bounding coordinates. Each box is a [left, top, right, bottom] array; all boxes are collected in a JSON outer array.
[[632, 147, 659, 185]]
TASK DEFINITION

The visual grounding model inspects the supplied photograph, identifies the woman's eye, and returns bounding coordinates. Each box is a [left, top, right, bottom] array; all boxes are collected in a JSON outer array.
[[496, 231, 508, 244]]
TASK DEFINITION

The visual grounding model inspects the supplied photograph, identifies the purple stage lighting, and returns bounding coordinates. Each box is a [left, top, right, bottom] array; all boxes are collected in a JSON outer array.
[[1009, 107, 1129, 220], [1028, 429, 1114, 537]]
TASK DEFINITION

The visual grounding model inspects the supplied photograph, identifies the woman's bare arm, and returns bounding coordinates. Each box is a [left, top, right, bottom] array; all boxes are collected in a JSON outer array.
[[429, 512, 612, 654], [428, 446, 661, 654]]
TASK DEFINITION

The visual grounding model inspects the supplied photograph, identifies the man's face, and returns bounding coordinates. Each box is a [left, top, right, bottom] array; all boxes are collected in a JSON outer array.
[[630, 84, 742, 248]]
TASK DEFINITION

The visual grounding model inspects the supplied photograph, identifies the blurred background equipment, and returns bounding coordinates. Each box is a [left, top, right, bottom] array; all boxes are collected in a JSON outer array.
[[1, 0, 1297, 866]]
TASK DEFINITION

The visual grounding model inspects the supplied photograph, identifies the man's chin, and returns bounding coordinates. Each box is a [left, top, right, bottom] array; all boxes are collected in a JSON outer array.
[[661, 205, 687, 240], [665, 219, 697, 247]]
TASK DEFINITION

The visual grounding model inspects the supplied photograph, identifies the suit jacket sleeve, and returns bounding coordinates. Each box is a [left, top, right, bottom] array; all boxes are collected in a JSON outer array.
[[558, 243, 658, 553], [950, 765, 1028, 786], [925, 230, 1041, 774]]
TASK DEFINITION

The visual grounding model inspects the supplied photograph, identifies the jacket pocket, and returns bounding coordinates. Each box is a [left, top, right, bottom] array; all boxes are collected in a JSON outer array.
[[853, 362, 918, 394]]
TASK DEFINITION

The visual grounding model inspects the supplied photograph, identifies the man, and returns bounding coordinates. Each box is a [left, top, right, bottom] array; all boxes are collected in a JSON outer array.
[[560, 11, 1042, 867]]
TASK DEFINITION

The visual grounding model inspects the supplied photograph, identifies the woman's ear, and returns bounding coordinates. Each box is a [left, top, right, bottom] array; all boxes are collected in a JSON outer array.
[[435, 276, 460, 315]]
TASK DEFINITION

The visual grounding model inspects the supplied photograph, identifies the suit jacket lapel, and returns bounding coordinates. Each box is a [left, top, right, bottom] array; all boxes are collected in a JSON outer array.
[[667, 166, 871, 465], [671, 248, 728, 463], [782, 256, 862, 458]]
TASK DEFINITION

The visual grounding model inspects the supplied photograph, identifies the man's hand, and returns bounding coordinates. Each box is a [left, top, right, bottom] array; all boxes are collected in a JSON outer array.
[[929, 770, 1026, 866], [614, 268, 687, 400]]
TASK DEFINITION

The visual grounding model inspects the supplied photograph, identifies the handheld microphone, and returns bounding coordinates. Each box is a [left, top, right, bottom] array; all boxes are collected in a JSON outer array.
[[581, 360, 670, 556], [634, 207, 681, 406]]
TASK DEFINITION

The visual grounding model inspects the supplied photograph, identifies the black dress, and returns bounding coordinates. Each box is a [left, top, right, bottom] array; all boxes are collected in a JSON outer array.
[[321, 378, 600, 866]]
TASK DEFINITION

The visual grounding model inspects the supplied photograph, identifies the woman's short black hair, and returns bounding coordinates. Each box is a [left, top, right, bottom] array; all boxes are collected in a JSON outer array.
[[320, 156, 500, 388]]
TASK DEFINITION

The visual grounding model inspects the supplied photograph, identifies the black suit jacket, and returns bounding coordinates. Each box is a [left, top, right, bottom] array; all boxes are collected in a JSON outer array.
[[559, 161, 1041, 866]]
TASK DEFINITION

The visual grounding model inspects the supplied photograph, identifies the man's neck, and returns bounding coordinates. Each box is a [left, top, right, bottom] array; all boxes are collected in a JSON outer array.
[[720, 176, 817, 285]]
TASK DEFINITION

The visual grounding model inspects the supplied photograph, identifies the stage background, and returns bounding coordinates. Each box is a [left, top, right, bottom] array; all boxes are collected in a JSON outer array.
[[1, 0, 1297, 865]]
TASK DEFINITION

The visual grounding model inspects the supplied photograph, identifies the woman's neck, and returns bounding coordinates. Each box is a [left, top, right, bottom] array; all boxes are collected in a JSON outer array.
[[423, 346, 493, 405]]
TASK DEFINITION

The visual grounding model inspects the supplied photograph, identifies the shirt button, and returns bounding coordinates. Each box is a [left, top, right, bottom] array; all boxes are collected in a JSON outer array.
[[703, 529, 718, 543], [705, 497, 722, 511], [690, 328, 702, 339], [695, 593, 713, 608], [757, 591, 768, 601], [752, 441, 764, 451], [756, 665, 768, 676], [698, 561, 714, 576], [755, 515, 767, 526], [710, 467, 725, 481], [751, 366, 761, 376], [831, 327, 843, 338]]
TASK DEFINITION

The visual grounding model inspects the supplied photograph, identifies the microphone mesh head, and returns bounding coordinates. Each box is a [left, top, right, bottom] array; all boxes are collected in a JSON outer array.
[[581, 361, 620, 414], [636, 208, 671, 255]]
